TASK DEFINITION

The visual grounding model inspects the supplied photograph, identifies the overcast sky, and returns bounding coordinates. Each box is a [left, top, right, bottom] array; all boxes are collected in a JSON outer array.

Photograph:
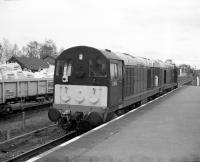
[[0, 0, 200, 68]]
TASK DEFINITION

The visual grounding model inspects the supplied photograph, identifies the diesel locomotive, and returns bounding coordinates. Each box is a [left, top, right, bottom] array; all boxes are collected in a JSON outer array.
[[48, 46, 178, 130]]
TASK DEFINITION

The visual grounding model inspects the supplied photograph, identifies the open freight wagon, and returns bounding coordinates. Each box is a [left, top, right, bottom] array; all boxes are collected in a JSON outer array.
[[0, 78, 53, 114]]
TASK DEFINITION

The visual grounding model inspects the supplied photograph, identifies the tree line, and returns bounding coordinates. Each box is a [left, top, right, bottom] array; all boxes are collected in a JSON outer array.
[[0, 38, 64, 63]]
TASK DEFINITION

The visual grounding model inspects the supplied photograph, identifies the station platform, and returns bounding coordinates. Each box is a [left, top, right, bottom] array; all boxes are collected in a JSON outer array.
[[30, 86, 200, 162]]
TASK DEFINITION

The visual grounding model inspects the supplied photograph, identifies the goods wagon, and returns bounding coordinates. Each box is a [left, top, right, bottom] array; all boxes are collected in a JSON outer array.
[[48, 46, 178, 130], [0, 78, 53, 114]]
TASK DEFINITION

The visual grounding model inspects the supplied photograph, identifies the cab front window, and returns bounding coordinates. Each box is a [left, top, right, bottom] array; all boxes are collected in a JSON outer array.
[[63, 61, 72, 76], [56, 60, 73, 76], [55, 60, 64, 76], [89, 57, 107, 77]]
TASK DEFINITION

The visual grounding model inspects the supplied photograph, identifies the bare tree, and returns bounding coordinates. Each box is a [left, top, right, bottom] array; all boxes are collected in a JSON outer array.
[[26, 41, 41, 58], [40, 39, 57, 59], [0, 43, 3, 62], [58, 47, 65, 55], [11, 43, 20, 56], [1, 38, 13, 62], [0, 39, 59, 61], [21, 46, 28, 56]]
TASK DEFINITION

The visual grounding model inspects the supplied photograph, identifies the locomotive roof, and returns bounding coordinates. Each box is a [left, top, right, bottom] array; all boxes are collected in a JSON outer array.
[[153, 60, 166, 68], [137, 57, 154, 67], [100, 49, 122, 60], [114, 52, 147, 66], [101, 49, 154, 67], [153, 59, 175, 68], [58, 46, 175, 68], [98, 47, 152, 66], [165, 60, 175, 68], [58, 46, 122, 61]]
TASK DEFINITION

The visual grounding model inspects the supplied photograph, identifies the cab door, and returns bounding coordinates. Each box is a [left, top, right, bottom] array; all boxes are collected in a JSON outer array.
[[109, 60, 123, 107]]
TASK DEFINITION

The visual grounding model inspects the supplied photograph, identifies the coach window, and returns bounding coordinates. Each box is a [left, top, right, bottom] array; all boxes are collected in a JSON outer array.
[[89, 58, 107, 77], [110, 63, 118, 80]]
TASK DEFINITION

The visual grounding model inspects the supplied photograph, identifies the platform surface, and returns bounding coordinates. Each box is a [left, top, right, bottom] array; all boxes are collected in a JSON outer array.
[[34, 86, 200, 162]]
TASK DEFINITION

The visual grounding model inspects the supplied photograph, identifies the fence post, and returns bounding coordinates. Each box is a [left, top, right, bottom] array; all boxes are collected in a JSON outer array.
[[22, 111, 26, 130], [6, 130, 10, 140]]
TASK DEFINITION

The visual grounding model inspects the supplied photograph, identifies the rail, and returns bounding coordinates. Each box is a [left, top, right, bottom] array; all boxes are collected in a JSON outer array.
[[0, 124, 56, 147], [5, 130, 76, 162], [178, 76, 193, 87], [1, 101, 52, 118]]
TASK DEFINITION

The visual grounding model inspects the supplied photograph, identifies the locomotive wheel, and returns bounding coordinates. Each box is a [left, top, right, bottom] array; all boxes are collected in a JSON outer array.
[[48, 108, 61, 122], [105, 112, 118, 122], [116, 109, 125, 116], [78, 120, 92, 132], [85, 111, 103, 127]]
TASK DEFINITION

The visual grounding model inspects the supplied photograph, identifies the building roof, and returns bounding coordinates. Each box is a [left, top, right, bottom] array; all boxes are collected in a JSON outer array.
[[42, 55, 57, 59], [8, 56, 49, 71], [43, 56, 56, 65]]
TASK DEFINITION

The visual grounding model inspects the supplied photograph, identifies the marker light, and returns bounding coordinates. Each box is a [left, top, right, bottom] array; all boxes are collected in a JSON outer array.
[[79, 54, 83, 60]]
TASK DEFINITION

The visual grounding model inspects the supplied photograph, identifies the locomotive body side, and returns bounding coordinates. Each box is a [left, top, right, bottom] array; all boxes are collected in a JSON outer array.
[[116, 54, 160, 108], [120, 57, 177, 109]]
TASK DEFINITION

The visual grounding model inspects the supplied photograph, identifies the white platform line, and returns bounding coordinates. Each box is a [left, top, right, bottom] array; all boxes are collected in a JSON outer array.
[[26, 87, 177, 162]]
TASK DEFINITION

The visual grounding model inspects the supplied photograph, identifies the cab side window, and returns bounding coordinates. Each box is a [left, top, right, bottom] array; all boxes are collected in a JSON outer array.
[[110, 63, 118, 80]]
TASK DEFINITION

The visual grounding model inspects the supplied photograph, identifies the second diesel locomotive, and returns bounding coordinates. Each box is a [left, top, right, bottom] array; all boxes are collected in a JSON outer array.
[[48, 46, 178, 130]]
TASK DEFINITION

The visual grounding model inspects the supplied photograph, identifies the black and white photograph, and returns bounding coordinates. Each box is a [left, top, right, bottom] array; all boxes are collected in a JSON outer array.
[[0, 0, 200, 161]]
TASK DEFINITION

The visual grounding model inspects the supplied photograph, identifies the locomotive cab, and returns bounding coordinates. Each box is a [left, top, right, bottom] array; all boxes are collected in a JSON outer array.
[[48, 46, 122, 130]]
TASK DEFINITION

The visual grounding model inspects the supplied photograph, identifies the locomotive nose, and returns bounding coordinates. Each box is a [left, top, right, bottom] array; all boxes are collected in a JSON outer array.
[[48, 108, 61, 122]]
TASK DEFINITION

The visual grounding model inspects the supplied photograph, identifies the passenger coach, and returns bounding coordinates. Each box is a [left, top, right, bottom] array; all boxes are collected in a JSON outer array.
[[48, 46, 178, 130]]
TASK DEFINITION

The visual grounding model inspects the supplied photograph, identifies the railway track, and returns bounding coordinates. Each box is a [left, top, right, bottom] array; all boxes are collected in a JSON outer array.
[[178, 76, 193, 86], [0, 124, 69, 162], [0, 124, 56, 147], [0, 101, 52, 119], [4, 130, 77, 162], [0, 102, 53, 142]]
